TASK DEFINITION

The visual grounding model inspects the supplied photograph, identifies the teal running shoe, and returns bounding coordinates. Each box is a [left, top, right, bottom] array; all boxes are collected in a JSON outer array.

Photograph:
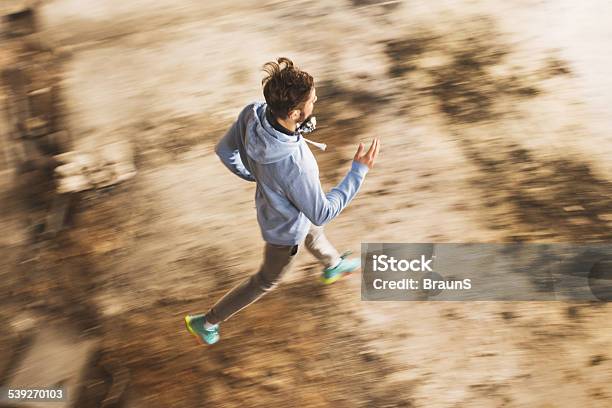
[[321, 251, 360, 285], [184, 314, 219, 345]]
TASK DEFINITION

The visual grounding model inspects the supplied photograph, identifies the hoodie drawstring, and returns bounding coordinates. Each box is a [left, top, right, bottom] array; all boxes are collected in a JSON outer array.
[[303, 137, 327, 151]]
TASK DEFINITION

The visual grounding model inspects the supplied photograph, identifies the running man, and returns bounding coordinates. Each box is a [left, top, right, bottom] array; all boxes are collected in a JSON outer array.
[[185, 57, 380, 345]]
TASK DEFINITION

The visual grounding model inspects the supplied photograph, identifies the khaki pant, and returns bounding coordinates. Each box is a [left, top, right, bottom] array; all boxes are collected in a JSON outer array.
[[206, 225, 341, 324]]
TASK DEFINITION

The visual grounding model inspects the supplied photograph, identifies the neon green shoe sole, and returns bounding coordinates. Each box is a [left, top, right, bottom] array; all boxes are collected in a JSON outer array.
[[320, 252, 360, 285], [184, 314, 220, 345]]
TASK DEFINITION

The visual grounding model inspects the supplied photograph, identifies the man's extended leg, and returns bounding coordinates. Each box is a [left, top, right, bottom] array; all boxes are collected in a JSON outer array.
[[185, 243, 299, 345], [207, 243, 299, 323], [304, 224, 360, 284]]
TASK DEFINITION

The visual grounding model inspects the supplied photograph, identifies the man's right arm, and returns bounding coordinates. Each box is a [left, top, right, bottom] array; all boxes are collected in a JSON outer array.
[[286, 161, 369, 226], [286, 138, 380, 226]]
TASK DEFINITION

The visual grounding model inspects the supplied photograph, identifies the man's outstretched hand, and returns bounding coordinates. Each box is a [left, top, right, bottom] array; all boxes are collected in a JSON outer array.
[[354, 138, 380, 169]]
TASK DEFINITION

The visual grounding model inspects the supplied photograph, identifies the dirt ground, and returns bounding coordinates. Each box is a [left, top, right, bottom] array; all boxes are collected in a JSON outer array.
[[1, 0, 611, 407]]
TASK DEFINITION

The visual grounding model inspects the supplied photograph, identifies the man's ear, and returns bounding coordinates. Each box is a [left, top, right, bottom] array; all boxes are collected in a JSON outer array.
[[289, 109, 301, 122]]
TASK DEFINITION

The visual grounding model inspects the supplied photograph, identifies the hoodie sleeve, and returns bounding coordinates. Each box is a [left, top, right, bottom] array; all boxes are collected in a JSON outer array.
[[215, 107, 256, 182], [286, 161, 369, 226]]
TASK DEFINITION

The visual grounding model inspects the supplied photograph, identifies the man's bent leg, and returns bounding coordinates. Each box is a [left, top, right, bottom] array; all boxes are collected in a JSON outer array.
[[205, 243, 299, 324], [304, 224, 341, 269]]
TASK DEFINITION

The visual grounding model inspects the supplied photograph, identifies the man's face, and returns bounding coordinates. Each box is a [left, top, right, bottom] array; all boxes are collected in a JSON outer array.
[[291, 87, 317, 123]]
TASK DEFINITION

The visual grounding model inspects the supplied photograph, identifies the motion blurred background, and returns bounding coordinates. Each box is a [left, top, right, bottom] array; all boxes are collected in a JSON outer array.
[[0, 0, 611, 407]]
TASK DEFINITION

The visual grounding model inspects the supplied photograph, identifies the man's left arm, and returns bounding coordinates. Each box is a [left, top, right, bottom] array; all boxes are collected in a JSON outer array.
[[215, 108, 256, 182]]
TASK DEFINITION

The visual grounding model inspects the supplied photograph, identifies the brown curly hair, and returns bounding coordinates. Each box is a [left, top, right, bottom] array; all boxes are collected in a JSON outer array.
[[261, 57, 314, 119]]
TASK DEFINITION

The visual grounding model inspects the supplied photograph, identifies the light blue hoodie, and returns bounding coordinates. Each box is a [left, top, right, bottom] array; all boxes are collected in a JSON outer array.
[[215, 102, 369, 246]]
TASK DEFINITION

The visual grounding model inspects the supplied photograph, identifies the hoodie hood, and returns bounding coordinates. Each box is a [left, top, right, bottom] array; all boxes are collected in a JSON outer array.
[[245, 103, 302, 164]]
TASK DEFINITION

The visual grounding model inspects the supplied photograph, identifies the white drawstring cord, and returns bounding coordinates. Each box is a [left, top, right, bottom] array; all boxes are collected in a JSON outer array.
[[303, 137, 327, 151]]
